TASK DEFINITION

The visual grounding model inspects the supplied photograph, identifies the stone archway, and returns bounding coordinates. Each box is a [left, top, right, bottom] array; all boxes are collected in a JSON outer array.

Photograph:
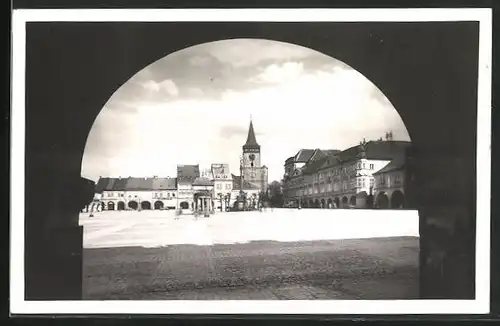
[[117, 201, 125, 211], [349, 196, 356, 207], [154, 200, 164, 210], [341, 196, 348, 208], [23, 24, 480, 300], [391, 190, 405, 209], [107, 201, 115, 211], [314, 199, 320, 208], [180, 201, 190, 210], [357, 191, 369, 209], [141, 201, 152, 210], [376, 192, 390, 209], [309, 199, 314, 208], [334, 197, 340, 208], [128, 201, 138, 210], [327, 198, 333, 209], [320, 198, 326, 209]]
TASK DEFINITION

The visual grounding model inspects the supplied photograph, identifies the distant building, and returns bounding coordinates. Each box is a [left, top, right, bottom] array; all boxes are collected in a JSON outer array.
[[85, 120, 269, 213], [85, 176, 178, 212], [241, 120, 269, 193], [282, 139, 411, 209], [372, 157, 406, 209]]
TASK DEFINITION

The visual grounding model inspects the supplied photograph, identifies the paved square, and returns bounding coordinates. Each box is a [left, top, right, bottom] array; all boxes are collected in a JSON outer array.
[[81, 209, 420, 300]]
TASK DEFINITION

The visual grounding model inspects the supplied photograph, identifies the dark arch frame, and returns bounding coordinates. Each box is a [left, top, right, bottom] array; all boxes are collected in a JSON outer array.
[[117, 201, 125, 211], [24, 21, 479, 300]]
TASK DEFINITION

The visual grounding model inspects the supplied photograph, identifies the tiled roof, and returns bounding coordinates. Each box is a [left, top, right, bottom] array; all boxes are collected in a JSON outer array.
[[373, 158, 406, 175], [95, 177, 111, 193], [126, 177, 154, 190], [294, 149, 315, 163], [177, 164, 200, 182], [152, 177, 177, 189], [193, 177, 214, 186], [322, 149, 341, 156], [302, 156, 329, 175], [96, 177, 177, 191], [337, 140, 410, 162], [292, 140, 411, 177]]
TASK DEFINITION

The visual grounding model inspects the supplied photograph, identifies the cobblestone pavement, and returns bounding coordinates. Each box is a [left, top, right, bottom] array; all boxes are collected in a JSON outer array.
[[83, 237, 419, 300], [81, 210, 419, 300]]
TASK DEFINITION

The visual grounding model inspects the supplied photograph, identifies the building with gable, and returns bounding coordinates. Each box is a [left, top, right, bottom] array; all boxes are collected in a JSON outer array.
[[85, 120, 269, 213], [282, 137, 411, 209]]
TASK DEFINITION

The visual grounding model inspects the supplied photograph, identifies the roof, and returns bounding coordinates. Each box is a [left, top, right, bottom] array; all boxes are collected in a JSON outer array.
[[373, 158, 406, 175], [337, 140, 410, 162], [193, 177, 214, 186], [177, 164, 200, 183], [231, 174, 260, 190], [95, 177, 177, 192], [243, 120, 260, 150], [294, 149, 315, 163], [288, 140, 411, 177]]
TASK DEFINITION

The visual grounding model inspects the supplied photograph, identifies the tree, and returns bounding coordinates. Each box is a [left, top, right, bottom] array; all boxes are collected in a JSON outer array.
[[268, 180, 285, 208]]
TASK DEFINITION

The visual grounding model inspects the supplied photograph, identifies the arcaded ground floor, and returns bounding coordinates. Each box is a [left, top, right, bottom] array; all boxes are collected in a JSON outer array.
[[80, 209, 420, 300]]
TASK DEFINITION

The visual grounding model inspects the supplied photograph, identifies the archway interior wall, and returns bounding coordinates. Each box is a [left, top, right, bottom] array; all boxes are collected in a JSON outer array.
[[24, 22, 479, 300]]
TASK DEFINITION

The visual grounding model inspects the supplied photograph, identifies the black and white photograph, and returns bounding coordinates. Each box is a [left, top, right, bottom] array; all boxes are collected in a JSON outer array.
[[10, 8, 491, 315]]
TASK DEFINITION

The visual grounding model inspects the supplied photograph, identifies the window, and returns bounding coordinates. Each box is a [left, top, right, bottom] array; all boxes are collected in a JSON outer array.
[[363, 163, 366, 169], [217, 184, 222, 190], [225, 184, 231, 190], [172, 193, 176, 197], [370, 164, 374, 170]]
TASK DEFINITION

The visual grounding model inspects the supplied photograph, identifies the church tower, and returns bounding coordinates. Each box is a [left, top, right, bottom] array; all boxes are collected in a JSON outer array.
[[240, 119, 267, 192], [242, 120, 261, 169]]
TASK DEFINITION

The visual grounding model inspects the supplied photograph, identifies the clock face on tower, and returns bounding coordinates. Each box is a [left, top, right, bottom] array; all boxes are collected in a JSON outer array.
[[249, 154, 255, 161]]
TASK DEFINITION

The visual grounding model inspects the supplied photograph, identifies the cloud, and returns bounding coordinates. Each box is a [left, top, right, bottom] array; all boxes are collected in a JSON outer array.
[[203, 39, 317, 67], [81, 39, 410, 183], [251, 61, 305, 84]]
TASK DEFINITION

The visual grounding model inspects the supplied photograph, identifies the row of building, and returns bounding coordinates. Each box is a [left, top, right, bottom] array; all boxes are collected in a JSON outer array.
[[281, 135, 410, 210], [85, 120, 269, 213]]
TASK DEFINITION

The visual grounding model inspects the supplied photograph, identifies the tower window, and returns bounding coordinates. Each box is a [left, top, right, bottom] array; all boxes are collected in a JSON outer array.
[[251, 162, 254, 167]]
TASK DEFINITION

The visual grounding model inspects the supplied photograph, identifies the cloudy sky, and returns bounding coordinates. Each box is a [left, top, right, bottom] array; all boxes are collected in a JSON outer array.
[[81, 39, 410, 183]]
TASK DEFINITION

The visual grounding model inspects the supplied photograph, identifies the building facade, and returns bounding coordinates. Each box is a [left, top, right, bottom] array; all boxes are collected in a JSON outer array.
[[372, 158, 406, 209], [282, 139, 411, 209], [86, 120, 268, 213]]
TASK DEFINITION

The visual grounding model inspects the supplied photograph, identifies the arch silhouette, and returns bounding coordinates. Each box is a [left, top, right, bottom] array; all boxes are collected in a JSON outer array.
[[117, 201, 125, 211], [327, 198, 333, 209], [154, 200, 164, 210], [107, 201, 115, 211], [391, 190, 405, 209], [180, 201, 189, 209], [141, 201, 152, 210], [128, 201, 138, 210], [349, 196, 356, 207], [376, 192, 389, 209], [341, 196, 348, 208], [25, 24, 479, 300]]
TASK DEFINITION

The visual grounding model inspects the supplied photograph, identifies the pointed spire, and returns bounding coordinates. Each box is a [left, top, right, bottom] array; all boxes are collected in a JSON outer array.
[[243, 119, 260, 150]]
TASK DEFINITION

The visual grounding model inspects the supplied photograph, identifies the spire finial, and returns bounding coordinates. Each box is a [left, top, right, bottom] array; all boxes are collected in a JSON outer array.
[[250, 113, 252, 121]]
